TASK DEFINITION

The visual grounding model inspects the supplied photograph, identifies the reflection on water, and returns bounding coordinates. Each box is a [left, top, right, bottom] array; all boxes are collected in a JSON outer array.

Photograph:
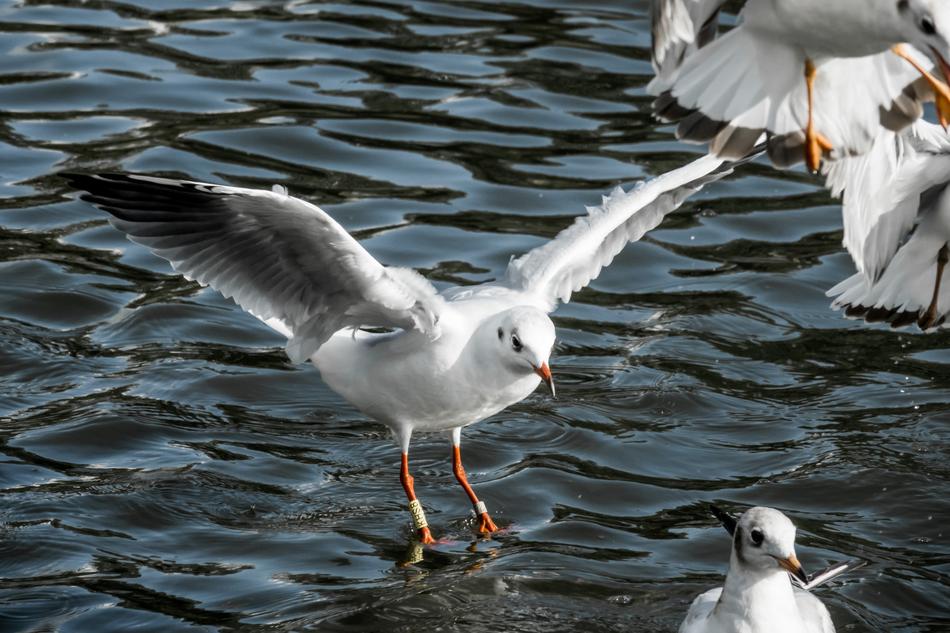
[[0, 1, 947, 631]]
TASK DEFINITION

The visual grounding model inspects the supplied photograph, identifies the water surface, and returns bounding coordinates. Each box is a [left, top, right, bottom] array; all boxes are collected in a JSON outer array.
[[0, 1, 948, 631]]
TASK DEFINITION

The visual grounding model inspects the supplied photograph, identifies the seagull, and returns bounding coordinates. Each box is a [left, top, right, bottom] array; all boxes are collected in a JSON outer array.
[[709, 507, 867, 592], [649, 0, 950, 172], [62, 148, 757, 544], [680, 506, 864, 633], [825, 120, 950, 330]]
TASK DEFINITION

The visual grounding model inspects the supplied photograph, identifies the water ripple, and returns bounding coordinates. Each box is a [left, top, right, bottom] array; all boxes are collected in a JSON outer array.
[[0, 1, 947, 632]]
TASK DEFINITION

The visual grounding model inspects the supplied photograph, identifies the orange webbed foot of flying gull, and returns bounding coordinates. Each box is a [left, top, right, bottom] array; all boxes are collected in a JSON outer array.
[[804, 58, 834, 173]]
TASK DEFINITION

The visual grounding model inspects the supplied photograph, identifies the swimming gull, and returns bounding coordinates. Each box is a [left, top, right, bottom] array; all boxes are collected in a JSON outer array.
[[681, 506, 864, 633], [710, 506, 867, 592]]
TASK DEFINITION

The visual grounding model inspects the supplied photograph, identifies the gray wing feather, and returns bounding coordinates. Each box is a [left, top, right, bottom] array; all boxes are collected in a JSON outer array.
[[66, 173, 442, 362]]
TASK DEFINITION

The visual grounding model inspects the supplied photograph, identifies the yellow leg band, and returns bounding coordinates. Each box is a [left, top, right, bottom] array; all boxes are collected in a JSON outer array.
[[408, 499, 428, 530]]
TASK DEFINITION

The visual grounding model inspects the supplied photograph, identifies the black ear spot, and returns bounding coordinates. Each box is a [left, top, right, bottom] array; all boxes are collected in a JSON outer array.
[[750, 528, 764, 546], [497, 327, 503, 340], [897, 0, 910, 13]]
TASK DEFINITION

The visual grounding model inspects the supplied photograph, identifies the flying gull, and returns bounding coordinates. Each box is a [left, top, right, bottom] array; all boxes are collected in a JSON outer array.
[[649, 0, 950, 172]]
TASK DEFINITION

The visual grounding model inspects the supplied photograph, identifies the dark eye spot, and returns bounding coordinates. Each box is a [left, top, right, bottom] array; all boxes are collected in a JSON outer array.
[[497, 327, 503, 340], [921, 16, 937, 36], [511, 335, 523, 352], [750, 529, 764, 546]]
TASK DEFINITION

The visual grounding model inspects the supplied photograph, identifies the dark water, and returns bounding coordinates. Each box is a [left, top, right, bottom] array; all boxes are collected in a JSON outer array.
[[0, 1, 947, 631]]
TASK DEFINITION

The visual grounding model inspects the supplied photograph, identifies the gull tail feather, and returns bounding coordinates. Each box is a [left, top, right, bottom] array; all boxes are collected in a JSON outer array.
[[828, 232, 950, 330]]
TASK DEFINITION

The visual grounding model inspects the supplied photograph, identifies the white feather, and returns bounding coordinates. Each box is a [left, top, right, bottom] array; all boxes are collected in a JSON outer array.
[[503, 151, 745, 311], [650, 0, 724, 92], [75, 173, 444, 363], [824, 121, 950, 283], [828, 192, 950, 328], [826, 123, 950, 329]]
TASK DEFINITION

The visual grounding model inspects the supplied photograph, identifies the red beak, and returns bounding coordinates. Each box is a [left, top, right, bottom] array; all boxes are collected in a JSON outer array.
[[534, 362, 555, 398]]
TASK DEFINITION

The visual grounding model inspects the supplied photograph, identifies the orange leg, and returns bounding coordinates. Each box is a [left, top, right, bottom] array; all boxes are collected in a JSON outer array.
[[920, 243, 949, 330], [804, 58, 834, 173], [452, 445, 498, 534], [399, 453, 435, 544], [892, 44, 950, 129]]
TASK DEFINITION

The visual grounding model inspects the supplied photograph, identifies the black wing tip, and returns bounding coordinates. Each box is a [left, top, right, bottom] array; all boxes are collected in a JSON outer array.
[[653, 92, 793, 170], [61, 172, 155, 198], [61, 171, 145, 207], [652, 92, 767, 170], [61, 171, 236, 223], [61, 171, 98, 189], [60, 172, 117, 204], [62, 171, 168, 188], [840, 302, 944, 331], [62, 171, 221, 198], [62, 171, 124, 181]]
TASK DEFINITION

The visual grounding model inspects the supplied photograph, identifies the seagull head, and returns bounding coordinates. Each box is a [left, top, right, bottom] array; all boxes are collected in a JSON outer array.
[[728, 506, 807, 584], [898, 0, 950, 85], [494, 306, 556, 397]]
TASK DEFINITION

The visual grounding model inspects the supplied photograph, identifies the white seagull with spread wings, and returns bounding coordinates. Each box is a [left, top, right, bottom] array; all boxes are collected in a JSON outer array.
[[649, 0, 950, 172], [64, 149, 754, 543]]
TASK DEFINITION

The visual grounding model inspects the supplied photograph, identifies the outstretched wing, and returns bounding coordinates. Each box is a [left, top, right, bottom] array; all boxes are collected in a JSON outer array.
[[650, 0, 726, 89], [824, 120, 950, 281], [65, 173, 443, 363], [503, 150, 759, 311]]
